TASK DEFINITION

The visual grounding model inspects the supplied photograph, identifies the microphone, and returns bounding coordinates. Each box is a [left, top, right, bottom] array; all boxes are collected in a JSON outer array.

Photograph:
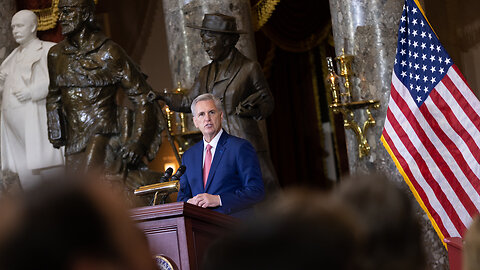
[[134, 181, 179, 196], [170, 165, 186, 181], [159, 167, 174, 182], [133, 166, 184, 199]]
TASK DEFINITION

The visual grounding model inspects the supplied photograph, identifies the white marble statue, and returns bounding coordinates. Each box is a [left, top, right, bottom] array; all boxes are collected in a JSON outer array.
[[0, 10, 64, 189]]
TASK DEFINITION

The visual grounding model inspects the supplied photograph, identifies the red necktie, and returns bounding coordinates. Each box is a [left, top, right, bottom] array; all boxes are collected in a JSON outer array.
[[203, 144, 212, 188]]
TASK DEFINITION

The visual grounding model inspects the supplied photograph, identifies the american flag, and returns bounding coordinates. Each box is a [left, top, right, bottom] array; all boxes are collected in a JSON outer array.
[[381, 0, 480, 244]]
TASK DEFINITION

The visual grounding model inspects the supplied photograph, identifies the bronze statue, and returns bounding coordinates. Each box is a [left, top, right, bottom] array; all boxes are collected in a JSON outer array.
[[46, 0, 164, 188], [151, 13, 279, 193]]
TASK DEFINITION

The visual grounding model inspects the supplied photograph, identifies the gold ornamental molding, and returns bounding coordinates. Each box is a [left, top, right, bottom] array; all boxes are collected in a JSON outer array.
[[32, 0, 98, 31], [252, 0, 280, 31]]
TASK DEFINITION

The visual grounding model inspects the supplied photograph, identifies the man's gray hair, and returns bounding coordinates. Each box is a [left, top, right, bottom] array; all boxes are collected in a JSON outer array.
[[191, 93, 223, 116]]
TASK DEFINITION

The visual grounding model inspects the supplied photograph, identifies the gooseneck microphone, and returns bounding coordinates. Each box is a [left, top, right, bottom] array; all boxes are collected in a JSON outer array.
[[159, 167, 174, 182], [133, 166, 186, 197], [170, 165, 187, 181]]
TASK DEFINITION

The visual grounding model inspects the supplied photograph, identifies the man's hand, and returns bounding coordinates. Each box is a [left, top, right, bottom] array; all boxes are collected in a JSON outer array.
[[13, 89, 31, 102], [0, 72, 6, 83], [235, 103, 260, 118], [120, 142, 145, 166], [187, 193, 221, 208], [147, 90, 168, 103]]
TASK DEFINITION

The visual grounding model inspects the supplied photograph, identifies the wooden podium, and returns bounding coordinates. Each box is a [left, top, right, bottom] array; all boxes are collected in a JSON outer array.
[[131, 202, 237, 270]]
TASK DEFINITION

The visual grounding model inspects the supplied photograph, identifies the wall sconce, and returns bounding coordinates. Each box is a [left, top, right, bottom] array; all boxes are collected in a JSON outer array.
[[162, 82, 202, 157], [327, 50, 380, 158], [173, 82, 187, 134]]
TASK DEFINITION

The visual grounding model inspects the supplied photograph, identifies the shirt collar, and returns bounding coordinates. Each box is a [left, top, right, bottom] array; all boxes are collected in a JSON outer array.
[[204, 129, 223, 150]]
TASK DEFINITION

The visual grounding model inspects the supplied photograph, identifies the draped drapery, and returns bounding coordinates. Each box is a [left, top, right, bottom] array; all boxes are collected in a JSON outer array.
[[252, 0, 348, 188], [95, 0, 158, 62]]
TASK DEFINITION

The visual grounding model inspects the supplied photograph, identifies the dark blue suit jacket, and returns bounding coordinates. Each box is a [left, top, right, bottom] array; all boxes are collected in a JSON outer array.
[[177, 131, 265, 217]]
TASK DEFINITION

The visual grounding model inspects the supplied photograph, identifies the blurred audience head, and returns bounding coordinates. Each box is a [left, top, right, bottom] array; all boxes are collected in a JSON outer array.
[[464, 215, 480, 270], [0, 174, 158, 270], [335, 173, 425, 270], [203, 188, 361, 270]]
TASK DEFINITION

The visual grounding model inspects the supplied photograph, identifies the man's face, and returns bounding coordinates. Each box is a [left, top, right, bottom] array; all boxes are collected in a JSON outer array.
[[58, 1, 86, 36], [11, 13, 35, 45], [193, 99, 223, 142], [201, 31, 230, 61]]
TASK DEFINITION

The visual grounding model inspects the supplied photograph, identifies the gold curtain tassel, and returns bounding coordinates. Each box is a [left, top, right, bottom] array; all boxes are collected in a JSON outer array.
[[252, 0, 280, 31], [32, 0, 98, 31]]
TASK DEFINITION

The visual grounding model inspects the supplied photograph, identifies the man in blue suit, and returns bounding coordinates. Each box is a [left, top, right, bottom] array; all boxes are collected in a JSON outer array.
[[177, 93, 265, 218]]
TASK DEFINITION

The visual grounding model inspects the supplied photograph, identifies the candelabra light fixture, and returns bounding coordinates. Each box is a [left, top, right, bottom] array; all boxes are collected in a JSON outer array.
[[164, 82, 188, 134], [327, 49, 380, 158], [163, 82, 203, 158]]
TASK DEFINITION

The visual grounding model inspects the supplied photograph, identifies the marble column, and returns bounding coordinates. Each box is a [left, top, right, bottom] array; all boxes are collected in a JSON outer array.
[[329, 0, 448, 269], [161, 0, 256, 89], [0, 0, 16, 194]]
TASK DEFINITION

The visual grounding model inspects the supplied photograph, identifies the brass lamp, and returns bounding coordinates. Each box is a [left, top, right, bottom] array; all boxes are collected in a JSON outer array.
[[173, 82, 187, 133], [326, 57, 341, 104], [335, 48, 354, 101], [328, 49, 380, 158]]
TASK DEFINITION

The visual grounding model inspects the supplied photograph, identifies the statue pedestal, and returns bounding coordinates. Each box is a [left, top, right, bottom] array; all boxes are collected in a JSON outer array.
[[132, 202, 237, 270]]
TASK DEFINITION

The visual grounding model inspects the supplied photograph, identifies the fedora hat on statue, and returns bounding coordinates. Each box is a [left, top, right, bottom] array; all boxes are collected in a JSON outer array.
[[187, 13, 246, 34]]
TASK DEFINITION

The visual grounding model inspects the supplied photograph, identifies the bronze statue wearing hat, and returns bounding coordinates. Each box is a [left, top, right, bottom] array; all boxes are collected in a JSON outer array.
[[46, 0, 164, 187], [151, 13, 279, 193]]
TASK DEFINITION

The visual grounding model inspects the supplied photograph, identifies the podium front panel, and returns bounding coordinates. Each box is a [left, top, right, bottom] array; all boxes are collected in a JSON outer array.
[[132, 202, 237, 270]]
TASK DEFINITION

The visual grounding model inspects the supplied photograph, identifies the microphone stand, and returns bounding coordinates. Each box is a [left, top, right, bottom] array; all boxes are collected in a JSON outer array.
[[134, 166, 186, 205]]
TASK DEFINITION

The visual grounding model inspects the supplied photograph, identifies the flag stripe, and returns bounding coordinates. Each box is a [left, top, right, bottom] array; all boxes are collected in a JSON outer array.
[[386, 85, 467, 234], [436, 75, 480, 164], [420, 98, 479, 217], [385, 109, 462, 236], [443, 67, 480, 139], [429, 78, 480, 199], [391, 74, 474, 229], [383, 117, 457, 237], [425, 92, 480, 209]]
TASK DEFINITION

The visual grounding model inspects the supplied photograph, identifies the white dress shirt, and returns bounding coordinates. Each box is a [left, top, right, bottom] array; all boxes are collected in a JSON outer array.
[[202, 129, 223, 168]]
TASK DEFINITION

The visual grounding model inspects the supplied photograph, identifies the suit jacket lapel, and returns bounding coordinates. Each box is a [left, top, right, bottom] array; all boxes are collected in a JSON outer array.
[[209, 49, 244, 94], [222, 48, 244, 94], [213, 61, 231, 84], [205, 131, 228, 191], [206, 63, 215, 93]]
